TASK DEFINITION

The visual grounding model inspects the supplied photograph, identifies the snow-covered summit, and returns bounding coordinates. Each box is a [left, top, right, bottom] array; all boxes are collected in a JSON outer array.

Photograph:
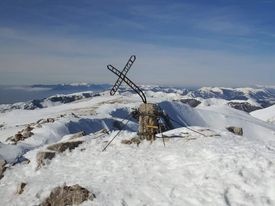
[[0, 88, 275, 205]]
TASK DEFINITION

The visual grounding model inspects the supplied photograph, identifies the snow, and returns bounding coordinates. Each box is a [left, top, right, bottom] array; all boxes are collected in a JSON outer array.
[[199, 86, 224, 94], [0, 89, 275, 205], [251, 104, 275, 124]]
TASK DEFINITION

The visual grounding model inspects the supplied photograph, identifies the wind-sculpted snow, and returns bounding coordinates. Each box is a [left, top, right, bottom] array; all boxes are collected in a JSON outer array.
[[159, 101, 275, 141]]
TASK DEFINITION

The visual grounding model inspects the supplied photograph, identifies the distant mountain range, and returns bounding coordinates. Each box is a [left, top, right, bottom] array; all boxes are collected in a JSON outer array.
[[1, 84, 275, 113], [0, 83, 111, 105], [30, 83, 111, 91]]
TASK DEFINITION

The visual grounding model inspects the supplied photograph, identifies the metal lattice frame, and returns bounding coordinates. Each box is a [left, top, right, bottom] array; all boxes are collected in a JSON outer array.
[[110, 55, 136, 95], [107, 55, 147, 103]]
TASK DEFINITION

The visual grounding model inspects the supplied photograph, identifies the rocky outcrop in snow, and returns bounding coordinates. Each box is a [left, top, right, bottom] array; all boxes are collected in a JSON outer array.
[[16, 182, 27, 195], [121, 137, 141, 146], [226, 126, 243, 136], [7, 125, 34, 144], [36, 151, 56, 169], [0, 159, 7, 179], [227, 102, 262, 113], [46, 140, 84, 153], [40, 184, 95, 206], [179, 99, 201, 107], [36, 138, 85, 169]]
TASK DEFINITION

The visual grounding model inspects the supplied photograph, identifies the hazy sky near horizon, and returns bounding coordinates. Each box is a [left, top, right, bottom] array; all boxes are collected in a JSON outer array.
[[0, 0, 275, 86]]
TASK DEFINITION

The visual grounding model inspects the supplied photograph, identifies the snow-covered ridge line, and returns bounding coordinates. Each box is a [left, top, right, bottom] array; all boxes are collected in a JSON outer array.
[[1, 85, 275, 113], [0, 91, 103, 113], [122, 85, 275, 107]]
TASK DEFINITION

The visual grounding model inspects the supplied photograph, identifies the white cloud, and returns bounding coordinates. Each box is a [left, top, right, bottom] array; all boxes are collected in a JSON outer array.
[[0, 27, 274, 86]]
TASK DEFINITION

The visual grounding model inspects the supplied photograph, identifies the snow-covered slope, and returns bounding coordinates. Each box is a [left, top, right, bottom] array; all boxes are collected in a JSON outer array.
[[251, 104, 275, 124], [0, 89, 275, 205], [160, 101, 275, 142]]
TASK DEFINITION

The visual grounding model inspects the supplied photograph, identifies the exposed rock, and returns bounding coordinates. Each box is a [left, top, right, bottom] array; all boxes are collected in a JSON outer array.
[[47, 141, 84, 153], [69, 131, 86, 140], [71, 113, 79, 118], [16, 182, 27, 195], [36, 118, 56, 126], [5, 136, 14, 142], [0, 159, 7, 179], [40, 184, 95, 206], [10, 131, 33, 144], [36, 151, 56, 169], [20, 158, 31, 165], [36, 123, 42, 128], [131, 137, 141, 145], [121, 137, 141, 146], [47, 118, 55, 123], [180, 99, 201, 107], [25, 125, 34, 131], [37, 140, 84, 169], [12, 156, 31, 166], [226, 127, 243, 136], [22, 131, 34, 138], [37, 119, 47, 124], [121, 140, 132, 145], [7, 125, 35, 144], [227, 102, 262, 113], [14, 133, 24, 142]]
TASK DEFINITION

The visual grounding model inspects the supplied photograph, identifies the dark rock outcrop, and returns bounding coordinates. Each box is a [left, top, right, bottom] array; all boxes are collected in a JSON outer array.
[[227, 102, 262, 113], [180, 99, 201, 108], [47, 118, 55, 123], [40, 184, 95, 206], [46, 141, 84, 153], [36, 140, 84, 169], [16, 182, 27, 195], [226, 127, 243, 136], [36, 151, 56, 169], [7, 125, 34, 144], [0, 159, 7, 179], [121, 137, 141, 146]]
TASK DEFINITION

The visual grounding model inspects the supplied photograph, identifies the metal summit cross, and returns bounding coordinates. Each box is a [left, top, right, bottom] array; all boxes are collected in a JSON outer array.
[[107, 55, 147, 103], [107, 55, 161, 142]]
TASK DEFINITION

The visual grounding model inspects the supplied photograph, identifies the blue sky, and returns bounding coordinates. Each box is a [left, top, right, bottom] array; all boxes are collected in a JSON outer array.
[[0, 0, 274, 86]]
